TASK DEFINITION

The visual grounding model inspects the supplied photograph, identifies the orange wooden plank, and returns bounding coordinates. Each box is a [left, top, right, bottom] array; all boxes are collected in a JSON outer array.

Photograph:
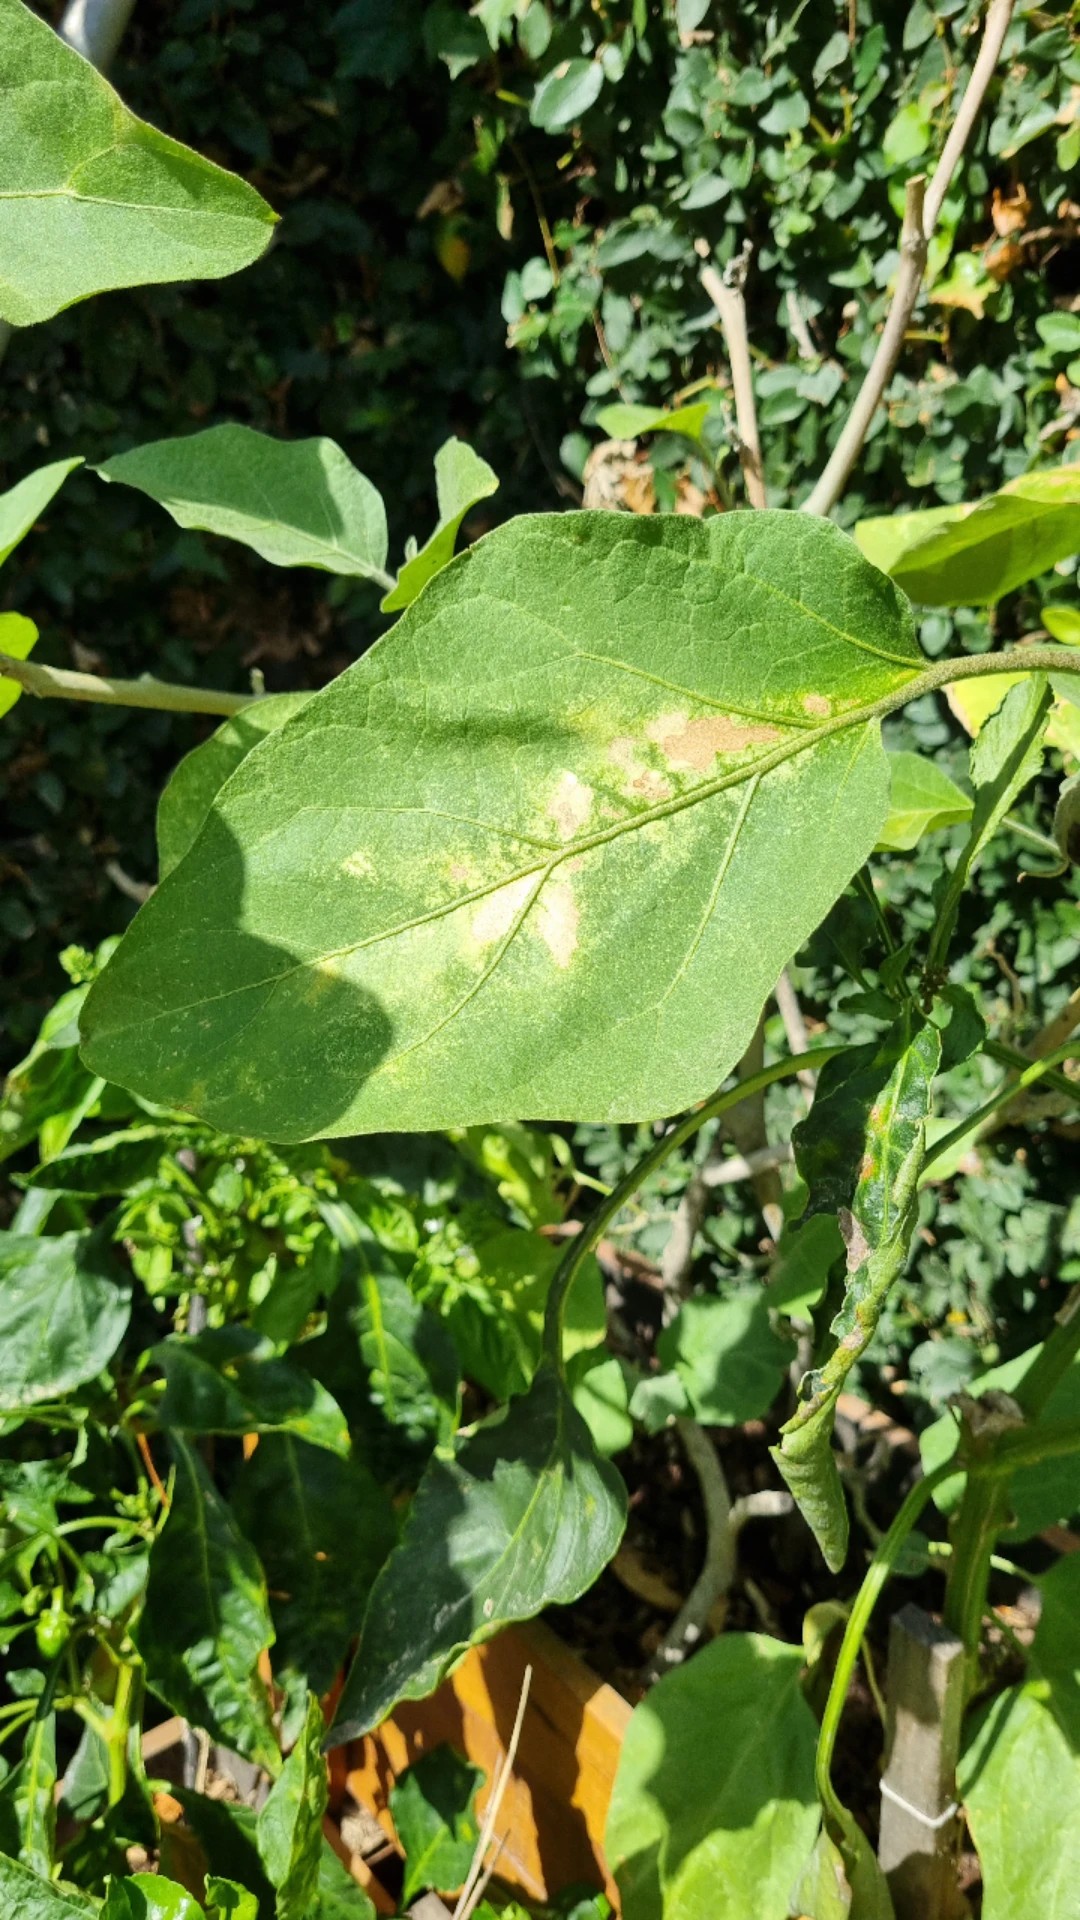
[[344, 1624, 631, 1910]]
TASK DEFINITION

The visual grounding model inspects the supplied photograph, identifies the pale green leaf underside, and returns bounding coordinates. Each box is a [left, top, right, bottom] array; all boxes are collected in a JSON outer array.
[[381, 436, 498, 612], [855, 468, 1080, 606], [877, 749, 972, 851], [595, 401, 710, 442], [99, 426, 389, 581], [960, 1685, 1080, 1920], [81, 511, 923, 1141], [0, 0, 276, 326]]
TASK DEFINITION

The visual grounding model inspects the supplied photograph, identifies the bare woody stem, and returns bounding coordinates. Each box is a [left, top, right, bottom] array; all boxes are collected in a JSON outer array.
[[700, 244, 767, 509], [801, 0, 1015, 520], [0, 649, 256, 718]]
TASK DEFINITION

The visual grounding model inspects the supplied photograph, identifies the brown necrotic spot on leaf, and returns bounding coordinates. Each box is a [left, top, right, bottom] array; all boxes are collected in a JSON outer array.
[[803, 694, 832, 718], [470, 875, 535, 945], [608, 736, 674, 803], [646, 710, 781, 771]]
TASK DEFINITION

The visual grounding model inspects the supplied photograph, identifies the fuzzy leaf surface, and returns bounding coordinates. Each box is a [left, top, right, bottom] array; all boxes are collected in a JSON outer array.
[[81, 512, 923, 1139], [330, 1361, 626, 1740], [157, 693, 314, 878], [0, 0, 275, 324], [100, 427, 388, 581]]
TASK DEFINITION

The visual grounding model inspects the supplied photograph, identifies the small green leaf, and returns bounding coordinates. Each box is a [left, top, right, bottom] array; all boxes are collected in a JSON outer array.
[[443, 1226, 605, 1402], [102, 1877, 204, 1920], [81, 512, 924, 1141], [1043, 604, 1080, 645], [656, 1290, 790, 1425], [206, 1881, 259, 1920], [606, 1633, 819, 1920], [13, 1710, 57, 1879], [137, 1437, 277, 1771], [855, 468, 1080, 606], [315, 1842, 377, 1919], [877, 750, 972, 851], [257, 1694, 328, 1920], [794, 1826, 895, 1919], [157, 694, 314, 878], [0, 1230, 130, 1411], [1053, 772, 1080, 868], [0, 611, 39, 721], [594, 402, 710, 443], [153, 1327, 351, 1456], [960, 1685, 1080, 1920], [0, 459, 82, 567], [232, 1435, 395, 1699], [0, 0, 276, 325], [330, 1362, 626, 1740], [26, 1125, 170, 1196], [99, 427, 389, 582], [767, 1216, 844, 1319], [567, 1349, 633, 1457], [530, 58, 603, 132], [775, 1023, 940, 1568], [381, 438, 498, 612], [390, 1745, 483, 1904], [1030, 1554, 1080, 1747]]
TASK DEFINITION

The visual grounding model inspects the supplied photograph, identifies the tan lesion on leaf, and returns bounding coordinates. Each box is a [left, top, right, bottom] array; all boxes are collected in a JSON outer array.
[[803, 693, 832, 718], [608, 736, 674, 804], [646, 709, 781, 771], [548, 770, 594, 840], [536, 878, 578, 968], [342, 848, 375, 880]]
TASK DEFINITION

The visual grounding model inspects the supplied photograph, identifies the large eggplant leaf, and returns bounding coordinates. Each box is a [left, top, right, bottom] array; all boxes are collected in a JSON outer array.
[[390, 1746, 483, 1906], [232, 1434, 395, 1697], [0, 0, 276, 325], [381, 437, 498, 612], [257, 1694, 327, 1920], [855, 468, 1080, 606], [0, 1230, 130, 1410], [0, 458, 82, 568], [153, 1328, 351, 1456], [960, 1684, 1080, 1920], [100, 427, 389, 583], [329, 1361, 626, 1741], [605, 1633, 819, 1920], [158, 693, 314, 878], [137, 1438, 277, 1771], [81, 511, 925, 1139], [775, 1022, 940, 1569]]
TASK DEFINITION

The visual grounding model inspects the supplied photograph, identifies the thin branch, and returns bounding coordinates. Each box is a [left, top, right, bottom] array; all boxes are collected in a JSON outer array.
[[0, 649, 255, 717], [645, 1419, 735, 1683], [700, 244, 767, 508], [700, 1140, 794, 1187], [801, 0, 1015, 519], [774, 970, 818, 1097], [801, 176, 927, 520]]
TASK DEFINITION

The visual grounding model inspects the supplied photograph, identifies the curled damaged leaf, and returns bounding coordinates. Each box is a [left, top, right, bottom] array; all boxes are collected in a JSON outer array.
[[328, 1362, 626, 1743], [81, 511, 926, 1140], [773, 1022, 940, 1570]]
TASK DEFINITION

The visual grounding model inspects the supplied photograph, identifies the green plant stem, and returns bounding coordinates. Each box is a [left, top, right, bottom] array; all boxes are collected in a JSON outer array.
[[923, 1039, 1078, 1172], [106, 1659, 135, 1806], [984, 1037, 1077, 1103], [816, 1461, 954, 1834], [542, 1044, 846, 1360], [0, 648, 256, 717]]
